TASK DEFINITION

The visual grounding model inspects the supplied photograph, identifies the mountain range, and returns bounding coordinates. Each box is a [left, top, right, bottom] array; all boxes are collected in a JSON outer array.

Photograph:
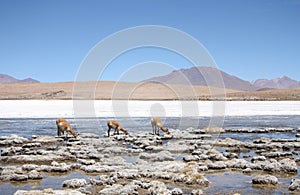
[[144, 66, 300, 91], [0, 74, 39, 84], [252, 76, 300, 90], [1, 67, 299, 91]]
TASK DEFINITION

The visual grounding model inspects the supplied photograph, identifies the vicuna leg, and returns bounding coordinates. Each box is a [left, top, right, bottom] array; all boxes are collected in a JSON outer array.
[[152, 123, 155, 135], [113, 128, 120, 135], [107, 127, 111, 137]]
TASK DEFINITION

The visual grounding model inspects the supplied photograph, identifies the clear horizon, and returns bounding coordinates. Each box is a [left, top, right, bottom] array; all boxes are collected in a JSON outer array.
[[1, 0, 299, 82]]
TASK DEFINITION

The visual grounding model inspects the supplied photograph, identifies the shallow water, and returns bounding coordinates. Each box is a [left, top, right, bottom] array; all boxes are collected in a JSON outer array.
[[0, 115, 300, 194], [0, 172, 91, 195], [0, 115, 299, 139]]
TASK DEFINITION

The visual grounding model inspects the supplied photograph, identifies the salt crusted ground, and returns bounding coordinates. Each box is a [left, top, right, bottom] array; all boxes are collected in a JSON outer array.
[[1, 127, 300, 194]]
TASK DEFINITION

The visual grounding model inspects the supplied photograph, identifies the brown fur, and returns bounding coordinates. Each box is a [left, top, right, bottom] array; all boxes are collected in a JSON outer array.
[[107, 120, 128, 137], [151, 117, 170, 135], [56, 118, 77, 138]]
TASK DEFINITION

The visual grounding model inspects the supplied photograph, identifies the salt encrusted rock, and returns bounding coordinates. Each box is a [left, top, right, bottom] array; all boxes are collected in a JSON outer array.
[[11, 174, 28, 181], [38, 161, 71, 172], [11, 134, 29, 143], [141, 170, 172, 181], [77, 159, 95, 165], [191, 189, 204, 195], [198, 165, 208, 171], [98, 184, 123, 195], [186, 174, 210, 185], [171, 188, 183, 195], [80, 164, 116, 173], [115, 169, 140, 179], [261, 159, 281, 172], [207, 150, 227, 161], [132, 179, 152, 189], [188, 128, 207, 134], [90, 174, 118, 186], [0, 166, 42, 181], [70, 163, 82, 170], [1, 154, 65, 163], [226, 159, 249, 169], [101, 156, 127, 166], [261, 151, 292, 158], [66, 141, 85, 146], [251, 156, 266, 162], [102, 146, 126, 154], [254, 158, 297, 173], [144, 145, 164, 151], [183, 155, 200, 162], [242, 168, 252, 173], [113, 134, 128, 141], [166, 141, 191, 153], [62, 178, 87, 188], [134, 139, 151, 147], [22, 164, 39, 171], [266, 127, 294, 132], [252, 175, 278, 185], [223, 152, 239, 159], [79, 133, 99, 138], [0, 166, 15, 180], [98, 183, 139, 195], [139, 151, 174, 161], [87, 152, 101, 159], [22, 142, 42, 148], [215, 137, 245, 147], [206, 160, 226, 170], [279, 158, 298, 172], [253, 138, 271, 144], [33, 136, 58, 143], [148, 181, 171, 195], [14, 189, 84, 195], [1, 147, 23, 156], [119, 183, 139, 195], [28, 170, 42, 179], [289, 178, 300, 191]]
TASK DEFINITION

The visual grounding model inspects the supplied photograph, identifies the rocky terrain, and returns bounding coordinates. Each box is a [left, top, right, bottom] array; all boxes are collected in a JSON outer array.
[[1, 127, 300, 194]]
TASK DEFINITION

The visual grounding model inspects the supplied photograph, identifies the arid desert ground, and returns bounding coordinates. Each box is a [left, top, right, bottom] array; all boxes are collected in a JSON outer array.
[[0, 81, 299, 100]]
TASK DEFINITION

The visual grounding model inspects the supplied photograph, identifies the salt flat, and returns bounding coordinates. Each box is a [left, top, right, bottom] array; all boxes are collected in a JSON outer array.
[[0, 100, 299, 118]]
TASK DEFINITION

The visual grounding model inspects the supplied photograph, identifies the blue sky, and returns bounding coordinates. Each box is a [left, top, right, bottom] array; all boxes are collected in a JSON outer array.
[[0, 0, 299, 82]]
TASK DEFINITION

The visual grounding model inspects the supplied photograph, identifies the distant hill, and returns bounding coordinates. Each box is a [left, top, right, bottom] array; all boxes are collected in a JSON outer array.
[[144, 66, 255, 91], [144, 66, 300, 91], [252, 76, 300, 89], [0, 74, 39, 84]]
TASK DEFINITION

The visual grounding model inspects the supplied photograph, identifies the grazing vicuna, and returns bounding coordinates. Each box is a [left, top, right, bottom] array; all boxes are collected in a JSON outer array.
[[56, 118, 78, 138], [151, 117, 170, 135], [107, 120, 128, 137]]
